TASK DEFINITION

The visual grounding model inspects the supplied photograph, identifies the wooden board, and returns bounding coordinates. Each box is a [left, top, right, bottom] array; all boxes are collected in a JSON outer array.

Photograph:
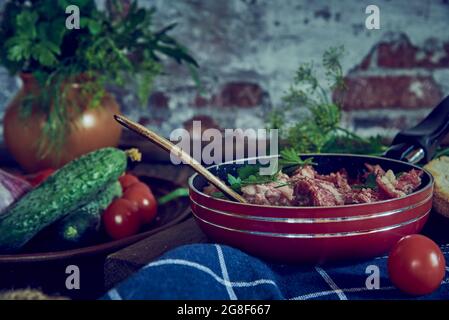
[[104, 217, 209, 290]]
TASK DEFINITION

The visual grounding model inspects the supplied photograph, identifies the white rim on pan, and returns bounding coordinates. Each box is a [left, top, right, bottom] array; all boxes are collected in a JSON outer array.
[[192, 209, 430, 238], [189, 193, 433, 223], [188, 153, 434, 210]]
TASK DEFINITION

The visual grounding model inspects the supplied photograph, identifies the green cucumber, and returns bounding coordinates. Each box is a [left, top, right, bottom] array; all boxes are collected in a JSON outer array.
[[57, 181, 122, 244], [0, 147, 127, 252]]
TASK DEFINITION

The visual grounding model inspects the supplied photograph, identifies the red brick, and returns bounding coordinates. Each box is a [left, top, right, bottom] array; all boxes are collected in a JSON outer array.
[[183, 115, 221, 133], [357, 52, 373, 70], [138, 116, 150, 126], [212, 82, 263, 107], [149, 91, 169, 109], [194, 94, 209, 107], [334, 76, 442, 110], [376, 36, 449, 68]]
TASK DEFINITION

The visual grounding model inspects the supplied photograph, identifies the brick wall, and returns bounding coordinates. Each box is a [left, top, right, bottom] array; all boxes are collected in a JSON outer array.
[[1, 0, 449, 141], [337, 32, 449, 137]]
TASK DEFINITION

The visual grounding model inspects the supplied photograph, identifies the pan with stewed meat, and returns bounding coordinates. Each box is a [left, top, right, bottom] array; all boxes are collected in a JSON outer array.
[[203, 163, 423, 207]]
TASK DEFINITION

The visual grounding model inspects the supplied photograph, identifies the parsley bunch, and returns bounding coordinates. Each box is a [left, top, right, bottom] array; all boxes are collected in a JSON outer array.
[[225, 150, 315, 193], [0, 0, 199, 156]]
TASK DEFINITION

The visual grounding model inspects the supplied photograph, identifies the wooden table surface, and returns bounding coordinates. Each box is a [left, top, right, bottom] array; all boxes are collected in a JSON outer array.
[[0, 141, 202, 299], [103, 161, 208, 290], [3, 142, 449, 299]]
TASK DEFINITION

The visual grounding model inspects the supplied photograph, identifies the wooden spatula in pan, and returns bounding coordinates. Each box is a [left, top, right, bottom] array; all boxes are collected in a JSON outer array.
[[114, 114, 247, 203]]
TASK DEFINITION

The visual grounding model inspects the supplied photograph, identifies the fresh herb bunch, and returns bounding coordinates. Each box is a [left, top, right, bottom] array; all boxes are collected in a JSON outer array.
[[0, 0, 198, 156], [268, 46, 387, 156], [227, 165, 278, 192], [279, 148, 316, 174], [225, 151, 315, 193]]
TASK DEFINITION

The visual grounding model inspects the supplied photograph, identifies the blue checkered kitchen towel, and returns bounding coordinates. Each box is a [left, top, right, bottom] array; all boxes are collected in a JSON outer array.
[[102, 243, 449, 300]]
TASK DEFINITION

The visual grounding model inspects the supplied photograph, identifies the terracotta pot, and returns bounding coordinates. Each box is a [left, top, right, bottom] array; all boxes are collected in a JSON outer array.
[[3, 74, 123, 172]]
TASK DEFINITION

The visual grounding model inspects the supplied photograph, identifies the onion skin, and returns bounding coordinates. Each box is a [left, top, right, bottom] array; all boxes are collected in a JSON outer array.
[[0, 169, 32, 213]]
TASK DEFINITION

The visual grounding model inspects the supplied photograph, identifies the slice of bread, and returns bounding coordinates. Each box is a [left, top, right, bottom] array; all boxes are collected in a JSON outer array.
[[424, 156, 449, 218]]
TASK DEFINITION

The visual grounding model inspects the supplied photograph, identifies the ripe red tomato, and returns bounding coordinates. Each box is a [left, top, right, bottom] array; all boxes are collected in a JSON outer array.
[[27, 168, 55, 186], [123, 182, 158, 224], [119, 174, 140, 191], [388, 234, 446, 296], [102, 198, 141, 240]]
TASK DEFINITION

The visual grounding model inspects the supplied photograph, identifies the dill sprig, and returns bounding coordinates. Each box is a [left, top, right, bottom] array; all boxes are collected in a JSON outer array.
[[267, 46, 387, 155]]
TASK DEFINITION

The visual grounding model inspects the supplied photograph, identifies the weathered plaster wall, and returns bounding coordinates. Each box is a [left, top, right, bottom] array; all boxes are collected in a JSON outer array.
[[1, 0, 448, 141]]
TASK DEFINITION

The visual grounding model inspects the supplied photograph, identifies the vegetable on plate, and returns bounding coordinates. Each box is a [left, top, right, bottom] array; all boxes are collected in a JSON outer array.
[[25, 168, 55, 187], [0, 168, 31, 214], [119, 174, 140, 190], [123, 182, 158, 224], [102, 198, 140, 240], [0, 147, 128, 252], [56, 181, 123, 244]]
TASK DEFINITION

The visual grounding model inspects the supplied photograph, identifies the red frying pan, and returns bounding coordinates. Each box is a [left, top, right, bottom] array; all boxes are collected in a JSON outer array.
[[189, 95, 449, 263]]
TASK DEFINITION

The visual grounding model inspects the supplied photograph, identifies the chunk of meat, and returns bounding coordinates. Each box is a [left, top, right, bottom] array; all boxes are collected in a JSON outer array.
[[344, 188, 380, 204], [317, 170, 352, 194], [241, 173, 294, 206], [365, 163, 386, 176], [203, 184, 220, 196], [291, 165, 316, 180], [376, 170, 406, 198], [396, 169, 423, 194], [204, 163, 423, 207], [294, 178, 345, 206]]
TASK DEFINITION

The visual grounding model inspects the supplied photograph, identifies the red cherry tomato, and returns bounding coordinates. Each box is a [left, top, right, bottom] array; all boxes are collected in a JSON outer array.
[[119, 174, 140, 191], [123, 182, 158, 224], [388, 234, 446, 296], [102, 198, 141, 240], [27, 168, 55, 186]]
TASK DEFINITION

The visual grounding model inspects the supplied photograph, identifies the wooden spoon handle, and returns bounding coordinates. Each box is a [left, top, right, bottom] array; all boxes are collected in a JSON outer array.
[[114, 114, 247, 203]]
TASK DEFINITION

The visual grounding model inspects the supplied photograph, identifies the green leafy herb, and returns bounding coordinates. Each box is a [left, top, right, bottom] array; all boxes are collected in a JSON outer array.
[[352, 173, 377, 190], [0, 0, 199, 157], [227, 174, 242, 191], [322, 134, 387, 156], [236, 165, 261, 180], [226, 165, 279, 192], [241, 174, 278, 186], [267, 46, 387, 155], [434, 147, 449, 159], [279, 148, 316, 175], [211, 191, 227, 199], [395, 172, 405, 179], [280, 148, 316, 166], [226, 152, 315, 192]]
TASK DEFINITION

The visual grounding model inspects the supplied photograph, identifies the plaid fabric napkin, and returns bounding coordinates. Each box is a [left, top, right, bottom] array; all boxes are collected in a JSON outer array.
[[102, 243, 449, 300]]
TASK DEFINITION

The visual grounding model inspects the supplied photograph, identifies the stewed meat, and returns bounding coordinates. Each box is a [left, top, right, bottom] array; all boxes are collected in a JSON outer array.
[[240, 173, 293, 206], [203, 163, 423, 207]]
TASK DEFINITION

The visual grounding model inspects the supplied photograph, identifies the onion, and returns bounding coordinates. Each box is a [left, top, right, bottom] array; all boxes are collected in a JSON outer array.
[[0, 169, 32, 214]]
